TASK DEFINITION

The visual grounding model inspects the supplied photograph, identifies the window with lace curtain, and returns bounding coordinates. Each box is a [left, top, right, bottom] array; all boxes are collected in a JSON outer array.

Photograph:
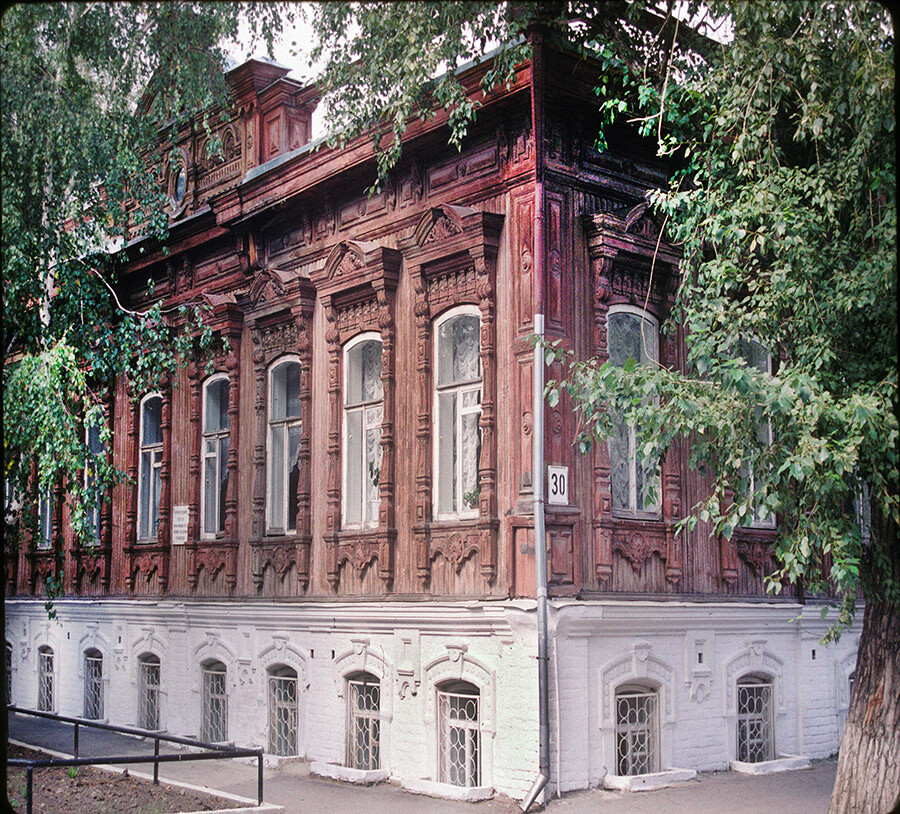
[[343, 336, 383, 529], [201, 375, 230, 537], [267, 358, 302, 534], [434, 307, 482, 521]]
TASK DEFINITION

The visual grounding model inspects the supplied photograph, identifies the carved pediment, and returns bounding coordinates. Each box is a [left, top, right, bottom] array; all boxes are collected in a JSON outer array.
[[323, 240, 377, 280], [411, 204, 473, 247], [248, 267, 295, 306]]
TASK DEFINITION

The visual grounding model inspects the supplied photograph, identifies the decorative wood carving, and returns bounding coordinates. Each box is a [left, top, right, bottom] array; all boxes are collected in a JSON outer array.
[[243, 272, 316, 593], [314, 240, 401, 593], [185, 297, 243, 594], [399, 204, 504, 588], [125, 377, 173, 593], [583, 203, 683, 588]]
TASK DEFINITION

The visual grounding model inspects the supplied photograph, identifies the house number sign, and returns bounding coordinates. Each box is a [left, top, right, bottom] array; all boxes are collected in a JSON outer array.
[[547, 465, 569, 505]]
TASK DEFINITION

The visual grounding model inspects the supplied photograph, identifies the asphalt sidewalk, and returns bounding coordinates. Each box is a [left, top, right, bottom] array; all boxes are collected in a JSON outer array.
[[8, 711, 837, 813]]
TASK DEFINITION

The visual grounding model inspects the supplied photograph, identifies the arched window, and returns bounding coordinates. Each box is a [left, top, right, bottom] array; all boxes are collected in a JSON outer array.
[[437, 680, 480, 787], [84, 648, 103, 720], [201, 376, 230, 537], [37, 645, 54, 712], [615, 683, 659, 775], [267, 665, 298, 756], [201, 660, 227, 742], [606, 307, 659, 515], [434, 308, 482, 520], [343, 336, 383, 529], [267, 359, 302, 534], [85, 424, 104, 543], [138, 653, 161, 730], [737, 337, 775, 528], [736, 675, 774, 762], [138, 394, 163, 541], [346, 672, 380, 770]]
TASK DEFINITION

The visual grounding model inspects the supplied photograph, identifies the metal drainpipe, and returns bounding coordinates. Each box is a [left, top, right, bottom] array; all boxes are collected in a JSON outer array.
[[520, 24, 550, 813]]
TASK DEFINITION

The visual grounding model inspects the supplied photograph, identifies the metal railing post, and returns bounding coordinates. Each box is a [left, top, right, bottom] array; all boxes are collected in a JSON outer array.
[[153, 737, 160, 784], [73, 722, 79, 758], [26, 765, 33, 814], [258, 752, 263, 805]]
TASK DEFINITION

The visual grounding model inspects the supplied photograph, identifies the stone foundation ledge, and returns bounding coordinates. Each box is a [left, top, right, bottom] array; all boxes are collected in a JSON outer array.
[[731, 754, 811, 775], [401, 777, 493, 801], [603, 768, 697, 792], [310, 761, 390, 784]]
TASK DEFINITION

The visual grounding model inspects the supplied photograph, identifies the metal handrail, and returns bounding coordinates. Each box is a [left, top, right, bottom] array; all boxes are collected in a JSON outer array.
[[7, 705, 265, 814]]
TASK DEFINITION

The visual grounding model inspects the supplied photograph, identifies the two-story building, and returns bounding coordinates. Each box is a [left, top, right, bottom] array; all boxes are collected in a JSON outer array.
[[5, 41, 858, 802]]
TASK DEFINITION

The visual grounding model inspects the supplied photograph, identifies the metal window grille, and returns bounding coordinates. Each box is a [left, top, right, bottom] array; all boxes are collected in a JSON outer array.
[[268, 670, 298, 756], [737, 678, 774, 762], [347, 676, 380, 770], [615, 687, 659, 776], [84, 651, 103, 720], [139, 657, 161, 730], [202, 662, 228, 742], [6, 642, 12, 705], [37, 649, 54, 712], [437, 685, 480, 787]]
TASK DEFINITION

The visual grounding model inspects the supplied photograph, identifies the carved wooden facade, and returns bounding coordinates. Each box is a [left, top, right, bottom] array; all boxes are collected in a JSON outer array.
[[11, 47, 793, 605]]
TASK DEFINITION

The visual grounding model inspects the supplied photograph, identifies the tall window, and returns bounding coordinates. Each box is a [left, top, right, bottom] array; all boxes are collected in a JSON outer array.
[[202, 376, 230, 537], [343, 336, 383, 528], [37, 646, 54, 711], [138, 654, 161, 730], [267, 665, 298, 756], [201, 660, 227, 742], [737, 337, 774, 528], [346, 673, 380, 770], [85, 424, 104, 543], [607, 307, 660, 515], [736, 675, 774, 762], [268, 359, 302, 534], [615, 684, 659, 776], [84, 649, 103, 720], [37, 485, 53, 549], [434, 309, 482, 520], [138, 394, 163, 541], [437, 681, 481, 787]]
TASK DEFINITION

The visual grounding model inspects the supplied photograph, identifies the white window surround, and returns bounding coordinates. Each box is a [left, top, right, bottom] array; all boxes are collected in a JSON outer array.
[[266, 356, 302, 535], [606, 305, 660, 518], [433, 306, 483, 522], [138, 392, 163, 541], [342, 333, 384, 530], [413, 646, 495, 795], [256, 639, 309, 759], [200, 374, 230, 539]]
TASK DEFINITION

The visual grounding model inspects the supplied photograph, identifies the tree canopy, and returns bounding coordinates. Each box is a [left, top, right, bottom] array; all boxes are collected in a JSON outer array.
[[2, 3, 290, 564]]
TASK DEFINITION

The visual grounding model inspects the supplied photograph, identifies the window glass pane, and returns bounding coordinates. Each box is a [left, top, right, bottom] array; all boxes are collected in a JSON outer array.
[[269, 426, 285, 528], [610, 416, 631, 512], [218, 436, 229, 532], [139, 452, 151, 538], [287, 425, 301, 531], [438, 392, 457, 513], [205, 379, 229, 433], [346, 409, 363, 525], [142, 397, 162, 445], [365, 409, 382, 524], [203, 442, 216, 534], [150, 456, 161, 537], [271, 362, 301, 420], [461, 411, 481, 510], [347, 341, 383, 405], [608, 312, 656, 367], [438, 315, 480, 386]]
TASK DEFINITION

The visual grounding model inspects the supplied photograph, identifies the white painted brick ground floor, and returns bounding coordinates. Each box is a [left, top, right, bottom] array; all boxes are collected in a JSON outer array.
[[5, 598, 859, 801]]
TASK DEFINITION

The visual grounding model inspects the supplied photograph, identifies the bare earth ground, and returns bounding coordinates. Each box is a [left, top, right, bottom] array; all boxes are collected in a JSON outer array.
[[7, 745, 237, 814]]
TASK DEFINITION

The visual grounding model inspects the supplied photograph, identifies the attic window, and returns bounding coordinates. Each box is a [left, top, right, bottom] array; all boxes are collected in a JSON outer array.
[[169, 149, 189, 212]]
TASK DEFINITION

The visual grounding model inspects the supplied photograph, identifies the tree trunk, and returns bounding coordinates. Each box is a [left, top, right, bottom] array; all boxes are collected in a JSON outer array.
[[829, 515, 900, 814]]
